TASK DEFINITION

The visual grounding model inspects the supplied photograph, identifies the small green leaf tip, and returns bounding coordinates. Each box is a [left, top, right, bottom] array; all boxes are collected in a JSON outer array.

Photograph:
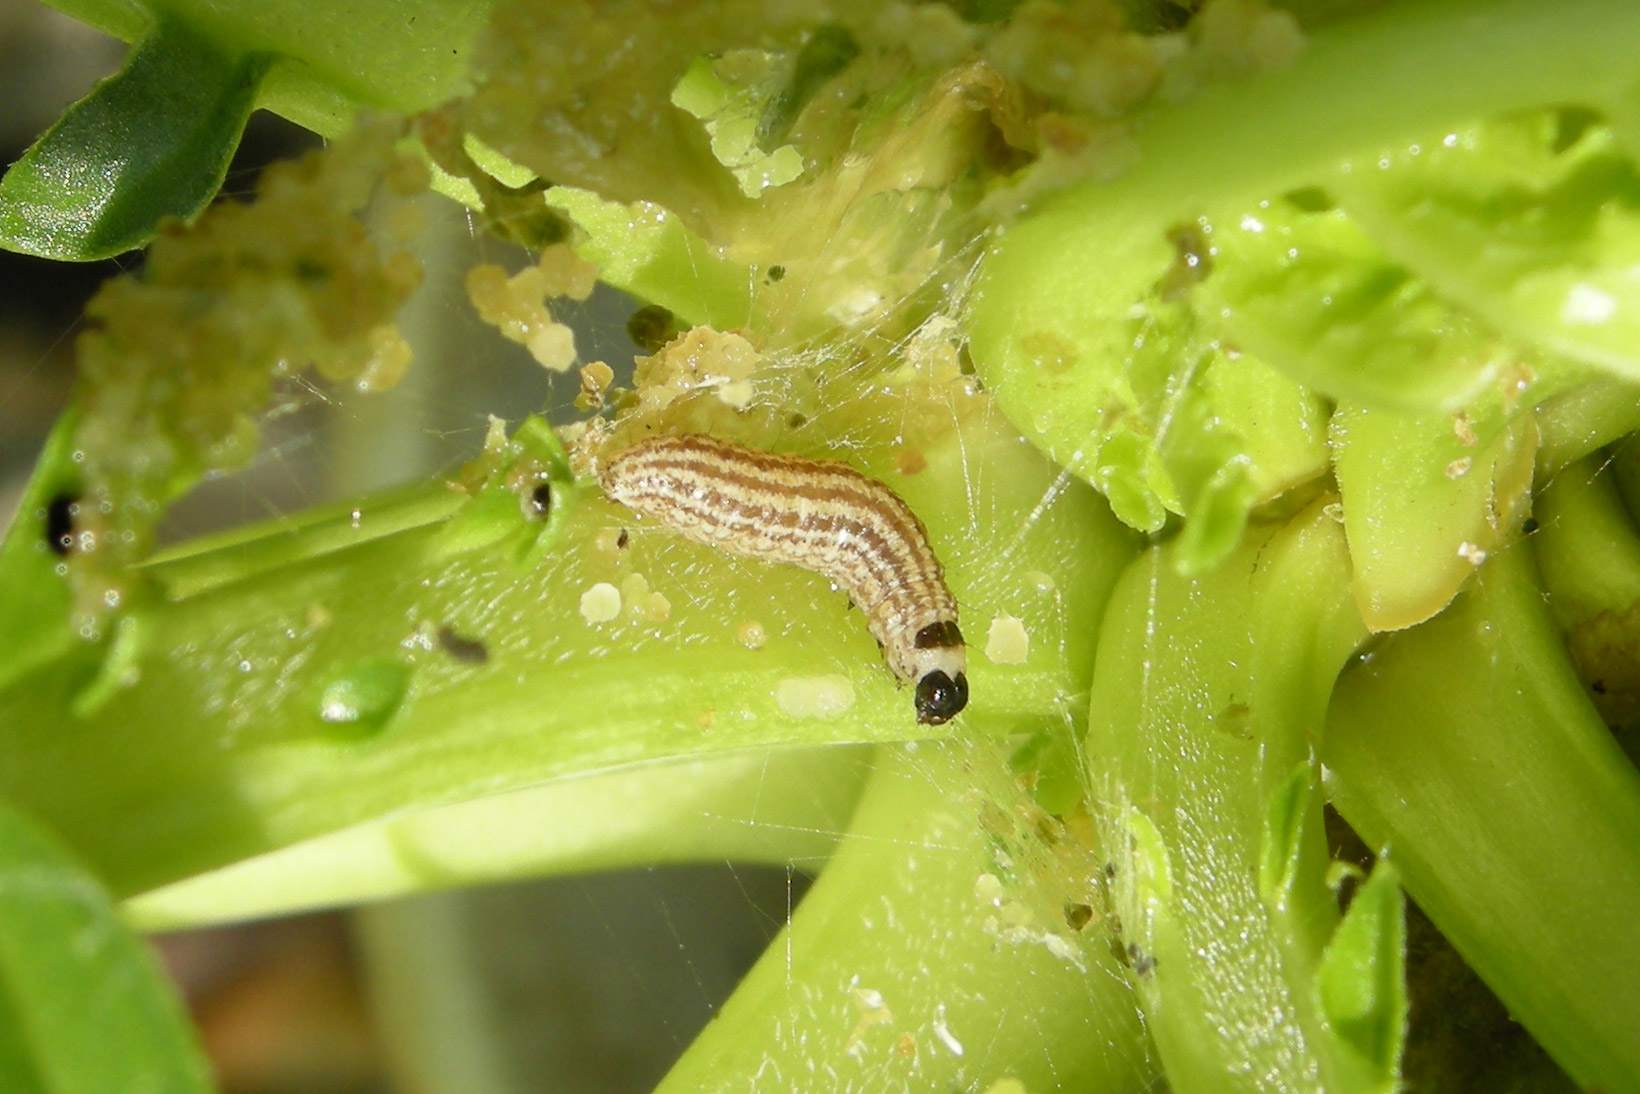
[[0, 18, 268, 261], [1318, 860, 1407, 1083]]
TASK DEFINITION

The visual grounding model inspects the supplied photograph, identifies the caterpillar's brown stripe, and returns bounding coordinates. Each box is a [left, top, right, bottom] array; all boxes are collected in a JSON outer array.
[[599, 433, 968, 724]]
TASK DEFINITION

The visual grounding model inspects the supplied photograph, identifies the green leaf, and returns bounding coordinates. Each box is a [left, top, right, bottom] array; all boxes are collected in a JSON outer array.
[[1199, 193, 1520, 412], [39, 0, 492, 137], [1162, 328, 1329, 573], [1257, 763, 1313, 904], [546, 186, 754, 327], [968, 274, 1328, 567], [1336, 110, 1640, 382], [671, 54, 806, 198], [0, 18, 268, 261], [1316, 861, 1406, 1084], [0, 797, 211, 1093], [1330, 397, 1537, 631], [754, 23, 858, 150]]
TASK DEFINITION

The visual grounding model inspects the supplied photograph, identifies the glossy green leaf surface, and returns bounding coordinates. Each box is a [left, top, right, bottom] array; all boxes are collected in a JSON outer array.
[[0, 18, 266, 261], [1338, 111, 1640, 381]]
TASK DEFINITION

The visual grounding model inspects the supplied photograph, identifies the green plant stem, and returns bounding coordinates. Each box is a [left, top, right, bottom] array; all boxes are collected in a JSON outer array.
[[1323, 541, 1640, 1091], [1085, 500, 1377, 1092], [1532, 455, 1640, 632], [658, 737, 1160, 1093], [0, 412, 1132, 905], [125, 744, 872, 930]]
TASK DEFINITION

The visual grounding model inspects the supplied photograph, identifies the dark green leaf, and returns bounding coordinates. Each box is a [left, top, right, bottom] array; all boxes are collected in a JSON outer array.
[[0, 18, 268, 261], [1317, 861, 1407, 1082]]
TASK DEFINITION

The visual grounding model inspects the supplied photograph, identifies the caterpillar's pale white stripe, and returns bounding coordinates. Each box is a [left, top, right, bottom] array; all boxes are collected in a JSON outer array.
[[599, 434, 968, 724]]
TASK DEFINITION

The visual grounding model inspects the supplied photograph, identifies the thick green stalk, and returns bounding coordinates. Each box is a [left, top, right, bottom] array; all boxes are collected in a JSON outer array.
[[0, 411, 1131, 903], [126, 745, 872, 930], [658, 738, 1159, 1093], [1085, 500, 1381, 1092], [1323, 541, 1640, 1091]]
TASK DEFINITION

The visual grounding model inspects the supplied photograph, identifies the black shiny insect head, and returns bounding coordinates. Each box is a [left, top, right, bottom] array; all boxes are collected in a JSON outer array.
[[914, 670, 968, 725]]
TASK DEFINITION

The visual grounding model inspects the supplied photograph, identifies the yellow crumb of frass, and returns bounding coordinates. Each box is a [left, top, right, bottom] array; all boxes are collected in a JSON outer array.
[[578, 582, 622, 623], [984, 614, 1030, 664]]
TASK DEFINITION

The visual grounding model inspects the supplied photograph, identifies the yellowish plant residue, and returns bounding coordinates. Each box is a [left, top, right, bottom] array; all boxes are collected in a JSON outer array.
[[984, 614, 1031, 665], [576, 360, 615, 410], [620, 572, 672, 621], [579, 582, 622, 623], [633, 326, 762, 416], [466, 262, 578, 371], [774, 674, 857, 718], [68, 117, 427, 627]]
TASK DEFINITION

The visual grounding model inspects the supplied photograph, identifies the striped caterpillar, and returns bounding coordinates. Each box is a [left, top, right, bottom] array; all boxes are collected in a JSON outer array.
[[599, 434, 968, 724]]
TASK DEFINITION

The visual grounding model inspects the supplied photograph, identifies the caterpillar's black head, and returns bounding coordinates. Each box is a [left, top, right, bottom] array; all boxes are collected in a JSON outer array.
[[914, 670, 968, 725]]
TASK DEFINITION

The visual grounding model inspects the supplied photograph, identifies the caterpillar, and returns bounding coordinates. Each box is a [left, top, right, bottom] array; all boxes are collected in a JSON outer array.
[[598, 434, 968, 724]]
